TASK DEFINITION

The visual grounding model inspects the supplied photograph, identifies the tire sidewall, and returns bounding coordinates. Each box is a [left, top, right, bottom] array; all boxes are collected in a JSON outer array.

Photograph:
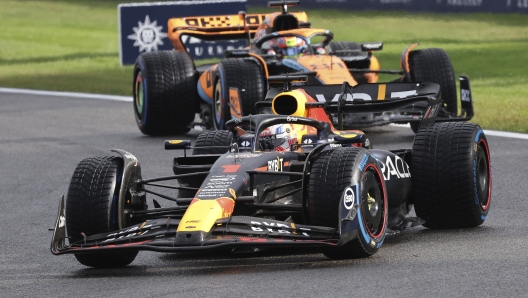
[[470, 127, 492, 223], [348, 152, 387, 254], [133, 54, 149, 133], [213, 63, 229, 130]]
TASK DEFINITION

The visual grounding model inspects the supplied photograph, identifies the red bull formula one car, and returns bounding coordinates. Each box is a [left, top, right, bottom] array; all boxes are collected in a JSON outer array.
[[52, 76, 491, 267], [133, 0, 462, 135]]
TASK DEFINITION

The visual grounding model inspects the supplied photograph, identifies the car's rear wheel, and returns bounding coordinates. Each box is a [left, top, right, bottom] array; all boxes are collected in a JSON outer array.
[[192, 130, 233, 155], [412, 122, 492, 228], [306, 147, 387, 259], [409, 48, 457, 116], [213, 58, 265, 129], [173, 131, 234, 197], [133, 51, 198, 135], [66, 156, 138, 267]]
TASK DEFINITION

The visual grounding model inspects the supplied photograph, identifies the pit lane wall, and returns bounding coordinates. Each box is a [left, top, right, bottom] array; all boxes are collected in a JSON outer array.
[[247, 0, 528, 13], [118, 0, 248, 65]]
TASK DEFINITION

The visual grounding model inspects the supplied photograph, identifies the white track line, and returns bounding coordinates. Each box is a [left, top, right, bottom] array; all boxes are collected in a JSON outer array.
[[482, 130, 528, 140], [0, 87, 132, 102], [2, 87, 528, 140]]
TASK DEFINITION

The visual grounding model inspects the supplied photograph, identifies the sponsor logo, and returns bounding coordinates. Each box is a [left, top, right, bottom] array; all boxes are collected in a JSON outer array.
[[302, 139, 313, 144], [168, 140, 183, 144], [127, 15, 167, 53], [204, 185, 228, 189], [446, 0, 482, 6], [230, 51, 248, 55], [461, 89, 471, 102], [378, 155, 411, 180], [103, 224, 152, 242], [210, 177, 235, 181], [207, 181, 232, 185], [286, 116, 298, 122], [234, 118, 242, 124], [250, 221, 311, 236], [58, 215, 65, 228], [391, 90, 417, 98], [362, 42, 383, 50], [241, 141, 250, 147], [268, 156, 284, 172], [516, 0, 528, 8], [380, 0, 411, 3], [315, 93, 372, 103], [226, 153, 262, 158], [343, 187, 355, 210]]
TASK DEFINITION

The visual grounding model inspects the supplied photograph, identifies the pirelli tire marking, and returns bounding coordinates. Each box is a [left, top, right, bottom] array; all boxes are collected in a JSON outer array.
[[357, 162, 387, 249]]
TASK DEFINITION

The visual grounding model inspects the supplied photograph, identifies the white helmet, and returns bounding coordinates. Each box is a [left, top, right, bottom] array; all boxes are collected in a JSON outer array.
[[259, 124, 297, 151]]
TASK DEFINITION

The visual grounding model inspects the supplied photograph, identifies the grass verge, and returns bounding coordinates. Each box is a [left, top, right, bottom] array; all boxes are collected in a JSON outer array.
[[1, 1, 527, 131]]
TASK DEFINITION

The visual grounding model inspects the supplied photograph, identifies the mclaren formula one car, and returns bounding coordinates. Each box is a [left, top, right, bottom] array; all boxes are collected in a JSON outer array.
[[133, 0, 461, 135], [52, 76, 491, 268]]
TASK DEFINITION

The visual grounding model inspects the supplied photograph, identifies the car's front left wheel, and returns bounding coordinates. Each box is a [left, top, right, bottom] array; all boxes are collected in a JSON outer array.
[[306, 147, 387, 259]]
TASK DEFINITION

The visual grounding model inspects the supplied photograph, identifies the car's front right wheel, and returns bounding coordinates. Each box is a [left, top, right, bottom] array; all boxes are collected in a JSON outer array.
[[66, 156, 139, 267]]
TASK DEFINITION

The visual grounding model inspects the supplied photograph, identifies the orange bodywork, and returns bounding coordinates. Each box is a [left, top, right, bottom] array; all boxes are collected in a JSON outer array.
[[167, 12, 308, 52], [295, 55, 358, 86], [365, 55, 380, 83], [197, 65, 217, 101], [228, 87, 242, 118], [248, 53, 269, 78], [401, 43, 420, 74]]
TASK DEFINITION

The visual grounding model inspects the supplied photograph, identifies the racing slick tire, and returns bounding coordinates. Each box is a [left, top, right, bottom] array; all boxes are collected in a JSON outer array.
[[213, 58, 265, 129], [66, 156, 138, 267], [307, 147, 387, 259], [411, 122, 492, 229], [409, 48, 457, 116], [133, 50, 198, 136], [192, 130, 233, 155]]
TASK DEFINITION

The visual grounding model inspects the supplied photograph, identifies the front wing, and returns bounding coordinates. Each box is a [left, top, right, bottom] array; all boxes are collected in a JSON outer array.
[[51, 196, 339, 255]]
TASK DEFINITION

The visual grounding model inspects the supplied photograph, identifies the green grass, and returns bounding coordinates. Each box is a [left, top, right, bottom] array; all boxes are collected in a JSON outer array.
[[1, 1, 527, 132]]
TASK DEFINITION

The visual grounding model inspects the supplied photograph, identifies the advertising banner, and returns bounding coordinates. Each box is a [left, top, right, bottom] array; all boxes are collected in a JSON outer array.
[[118, 0, 248, 66], [247, 0, 528, 13]]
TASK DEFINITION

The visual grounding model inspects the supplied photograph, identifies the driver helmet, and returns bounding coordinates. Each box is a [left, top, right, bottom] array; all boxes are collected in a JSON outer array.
[[269, 36, 307, 58], [259, 124, 297, 152]]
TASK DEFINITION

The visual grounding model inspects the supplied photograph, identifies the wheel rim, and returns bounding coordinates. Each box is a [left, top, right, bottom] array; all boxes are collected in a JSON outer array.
[[213, 80, 223, 129], [361, 166, 385, 238], [477, 140, 491, 210], [134, 72, 144, 118]]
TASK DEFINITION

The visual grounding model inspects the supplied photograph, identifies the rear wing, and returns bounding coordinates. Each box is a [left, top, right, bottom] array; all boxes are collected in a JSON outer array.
[[311, 81, 442, 130], [167, 12, 308, 52], [261, 75, 475, 130]]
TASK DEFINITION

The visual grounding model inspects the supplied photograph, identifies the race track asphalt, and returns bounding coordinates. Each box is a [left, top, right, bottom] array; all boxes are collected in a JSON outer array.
[[1, 92, 527, 298]]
